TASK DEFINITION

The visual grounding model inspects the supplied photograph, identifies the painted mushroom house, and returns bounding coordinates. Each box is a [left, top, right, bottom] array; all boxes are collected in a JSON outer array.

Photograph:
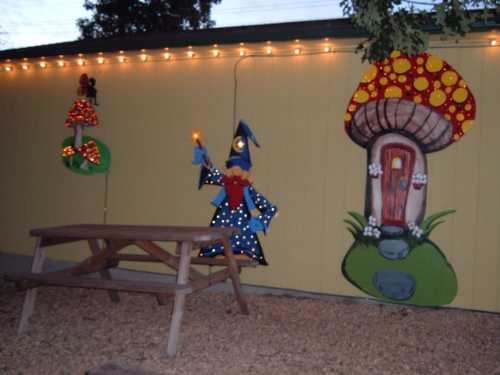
[[342, 50, 475, 307]]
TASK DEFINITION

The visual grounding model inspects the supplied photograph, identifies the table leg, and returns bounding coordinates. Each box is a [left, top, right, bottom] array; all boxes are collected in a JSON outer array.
[[221, 237, 249, 315], [155, 242, 182, 305], [18, 237, 46, 334], [165, 240, 192, 357], [88, 239, 120, 303]]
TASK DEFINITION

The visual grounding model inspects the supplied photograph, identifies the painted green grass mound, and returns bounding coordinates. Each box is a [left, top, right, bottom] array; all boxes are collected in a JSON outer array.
[[342, 240, 457, 306], [62, 136, 111, 175]]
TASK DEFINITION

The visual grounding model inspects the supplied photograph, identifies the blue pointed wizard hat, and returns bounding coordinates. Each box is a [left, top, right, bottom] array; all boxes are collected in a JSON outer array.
[[225, 120, 260, 171]]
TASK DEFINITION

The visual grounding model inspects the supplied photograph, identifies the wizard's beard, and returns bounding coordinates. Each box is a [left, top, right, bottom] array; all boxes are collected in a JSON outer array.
[[222, 175, 251, 210]]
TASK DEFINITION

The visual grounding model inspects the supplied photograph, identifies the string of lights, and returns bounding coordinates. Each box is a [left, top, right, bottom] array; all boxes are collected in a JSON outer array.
[[0, 36, 498, 73], [0, 39, 334, 72]]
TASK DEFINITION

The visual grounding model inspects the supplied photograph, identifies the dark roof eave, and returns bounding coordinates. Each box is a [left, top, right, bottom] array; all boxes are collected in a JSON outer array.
[[0, 15, 498, 60]]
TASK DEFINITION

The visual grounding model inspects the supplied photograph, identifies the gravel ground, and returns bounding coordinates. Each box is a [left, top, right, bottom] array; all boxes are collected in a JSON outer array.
[[1, 279, 500, 375]]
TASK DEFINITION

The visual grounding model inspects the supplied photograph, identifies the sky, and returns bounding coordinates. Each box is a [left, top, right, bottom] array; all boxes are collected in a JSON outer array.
[[0, 0, 344, 50]]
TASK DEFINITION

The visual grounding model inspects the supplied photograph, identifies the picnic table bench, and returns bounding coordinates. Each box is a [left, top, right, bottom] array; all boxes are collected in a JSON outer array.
[[3, 224, 257, 357]]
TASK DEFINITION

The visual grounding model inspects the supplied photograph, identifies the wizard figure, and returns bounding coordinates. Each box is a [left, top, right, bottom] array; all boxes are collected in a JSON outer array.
[[192, 121, 278, 265]]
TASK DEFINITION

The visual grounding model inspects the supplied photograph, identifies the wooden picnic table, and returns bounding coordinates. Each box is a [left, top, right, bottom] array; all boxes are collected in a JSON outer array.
[[3, 224, 256, 357]]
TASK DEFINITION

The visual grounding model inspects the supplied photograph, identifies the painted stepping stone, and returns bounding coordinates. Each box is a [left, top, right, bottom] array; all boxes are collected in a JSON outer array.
[[378, 239, 410, 260], [380, 225, 404, 238], [373, 269, 416, 301]]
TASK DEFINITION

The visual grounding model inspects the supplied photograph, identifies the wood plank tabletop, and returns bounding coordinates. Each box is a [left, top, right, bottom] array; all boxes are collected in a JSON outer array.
[[30, 224, 238, 242]]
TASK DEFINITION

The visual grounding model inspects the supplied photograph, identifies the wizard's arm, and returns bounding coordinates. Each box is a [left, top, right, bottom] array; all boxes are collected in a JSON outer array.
[[247, 186, 278, 233], [192, 146, 224, 188]]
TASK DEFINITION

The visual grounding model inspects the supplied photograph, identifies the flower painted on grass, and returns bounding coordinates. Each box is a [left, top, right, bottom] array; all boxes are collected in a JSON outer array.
[[363, 225, 381, 239], [408, 222, 424, 238]]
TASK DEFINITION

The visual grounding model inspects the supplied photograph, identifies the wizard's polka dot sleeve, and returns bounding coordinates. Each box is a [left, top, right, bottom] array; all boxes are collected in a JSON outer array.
[[249, 186, 278, 232], [200, 166, 224, 186]]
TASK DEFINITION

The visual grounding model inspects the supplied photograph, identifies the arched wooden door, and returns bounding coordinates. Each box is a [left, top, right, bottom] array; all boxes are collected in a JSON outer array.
[[381, 143, 415, 226]]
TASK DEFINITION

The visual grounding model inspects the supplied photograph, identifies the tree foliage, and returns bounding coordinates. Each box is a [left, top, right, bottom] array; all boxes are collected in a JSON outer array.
[[78, 0, 221, 39], [340, 0, 500, 62]]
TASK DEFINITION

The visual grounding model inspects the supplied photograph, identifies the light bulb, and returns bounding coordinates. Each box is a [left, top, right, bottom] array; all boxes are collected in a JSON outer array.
[[4, 65, 12, 71], [77, 58, 85, 66], [140, 54, 148, 62], [57, 60, 65, 67], [118, 55, 126, 63], [266, 46, 273, 55], [21, 64, 29, 70], [39, 61, 47, 68], [491, 40, 498, 46], [163, 52, 171, 60], [294, 47, 301, 55], [324, 46, 332, 53], [97, 56, 104, 64], [239, 49, 246, 57], [187, 50, 195, 58], [212, 49, 220, 57], [192, 131, 201, 142]]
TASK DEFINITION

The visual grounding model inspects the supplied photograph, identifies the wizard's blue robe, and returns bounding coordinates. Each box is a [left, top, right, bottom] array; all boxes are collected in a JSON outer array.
[[198, 166, 277, 265]]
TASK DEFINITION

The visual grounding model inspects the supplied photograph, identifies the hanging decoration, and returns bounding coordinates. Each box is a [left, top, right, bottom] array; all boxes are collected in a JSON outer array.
[[342, 50, 476, 306], [192, 121, 278, 265], [86, 77, 99, 105], [61, 73, 110, 175]]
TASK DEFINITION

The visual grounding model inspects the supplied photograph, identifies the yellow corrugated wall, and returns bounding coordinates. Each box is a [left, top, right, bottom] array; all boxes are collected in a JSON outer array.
[[0, 35, 499, 311]]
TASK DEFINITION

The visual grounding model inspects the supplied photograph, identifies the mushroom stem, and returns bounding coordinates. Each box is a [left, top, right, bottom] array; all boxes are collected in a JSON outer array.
[[74, 124, 83, 149], [80, 160, 89, 171]]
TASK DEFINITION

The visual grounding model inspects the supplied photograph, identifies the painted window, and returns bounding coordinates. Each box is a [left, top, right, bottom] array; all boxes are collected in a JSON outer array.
[[391, 157, 402, 170]]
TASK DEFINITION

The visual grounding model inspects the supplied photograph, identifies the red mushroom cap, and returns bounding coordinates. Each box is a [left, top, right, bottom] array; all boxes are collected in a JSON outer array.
[[344, 50, 475, 152], [64, 98, 98, 128], [79, 140, 101, 165]]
